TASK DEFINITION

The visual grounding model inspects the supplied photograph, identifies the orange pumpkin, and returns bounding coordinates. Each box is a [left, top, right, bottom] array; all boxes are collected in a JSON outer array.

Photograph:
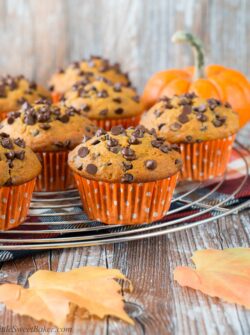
[[142, 31, 250, 128]]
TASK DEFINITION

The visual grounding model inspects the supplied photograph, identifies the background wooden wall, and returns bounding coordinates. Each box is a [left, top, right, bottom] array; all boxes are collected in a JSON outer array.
[[0, 0, 249, 92]]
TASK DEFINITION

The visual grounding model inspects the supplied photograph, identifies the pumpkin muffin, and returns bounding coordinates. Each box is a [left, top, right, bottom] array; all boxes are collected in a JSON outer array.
[[63, 77, 142, 130], [0, 133, 41, 230], [0, 75, 50, 121], [69, 125, 182, 225], [49, 56, 131, 102], [140, 93, 239, 181], [0, 99, 97, 191]]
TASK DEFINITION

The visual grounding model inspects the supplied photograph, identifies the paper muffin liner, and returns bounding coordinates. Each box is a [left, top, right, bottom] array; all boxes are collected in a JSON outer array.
[[74, 173, 179, 225], [93, 115, 141, 131], [180, 135, 236, 181], [51, 92, 61, 103], [0, 178, 36, 231], [35, 151, 75, 192], [0, 111, 8, 122]]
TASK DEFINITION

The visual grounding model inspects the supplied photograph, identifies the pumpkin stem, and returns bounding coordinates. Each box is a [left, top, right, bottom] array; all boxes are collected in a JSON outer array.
[[172, 31, 205, 80]]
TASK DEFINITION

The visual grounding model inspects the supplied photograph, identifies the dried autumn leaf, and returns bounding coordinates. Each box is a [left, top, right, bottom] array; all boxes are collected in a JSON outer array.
[[0, 267, 133, 327], [174, 248, 250, 308], [0, 284, 70, 327]]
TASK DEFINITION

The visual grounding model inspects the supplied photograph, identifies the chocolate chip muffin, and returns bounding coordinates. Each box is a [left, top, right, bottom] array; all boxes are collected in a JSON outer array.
[[68, 125, 182, 225], [0, 100, 97, 191], [0, 133, 41, 230], [0, 75, 50, 121], [49, 55, 131, 101], [140, 93, 239, 181], [63, 77, 142, 130]]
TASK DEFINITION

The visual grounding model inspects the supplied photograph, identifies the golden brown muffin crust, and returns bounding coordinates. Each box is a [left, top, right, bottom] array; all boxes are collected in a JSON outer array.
[[68, 125, 182, 183], [63, 77, 142, 120], [49, 56, 131, 94], [0, 133, 41, 186], [140, 93, 239, 143], [0, 100, 97, 152], [0, 75, 50, 115]]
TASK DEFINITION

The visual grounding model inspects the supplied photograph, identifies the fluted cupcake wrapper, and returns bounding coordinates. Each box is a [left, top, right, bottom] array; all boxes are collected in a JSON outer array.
[[0, 178, 36, 230], [0, 111, 8, 122], [74, 173, 179, 225], [35, 151, 75, 192], [93, 115, 141, 131], [180, 135, 236, 181]]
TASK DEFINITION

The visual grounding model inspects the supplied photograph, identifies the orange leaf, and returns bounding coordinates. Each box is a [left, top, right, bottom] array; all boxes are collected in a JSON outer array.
[[0, 267, 133, 327], [174, 248, 250, 308]]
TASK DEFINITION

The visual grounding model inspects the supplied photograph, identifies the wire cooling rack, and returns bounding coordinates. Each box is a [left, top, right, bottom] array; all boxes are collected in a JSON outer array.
[[0, 141, 249, 250]]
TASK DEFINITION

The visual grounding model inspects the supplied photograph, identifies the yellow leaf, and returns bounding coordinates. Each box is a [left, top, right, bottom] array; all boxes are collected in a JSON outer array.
[[174, 248, 250, 308], [0, 267, 133, 327]]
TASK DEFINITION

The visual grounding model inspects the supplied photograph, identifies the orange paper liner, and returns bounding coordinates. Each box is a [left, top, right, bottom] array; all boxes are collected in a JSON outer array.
[[35, 151, 75, 192], [93, 115, 141, 131], [180, 135, 236, 181], [0, 179, 36, 231], [74, 173, 179, 225], [51, 92, 61, 103], [0, 111, 8, 122]]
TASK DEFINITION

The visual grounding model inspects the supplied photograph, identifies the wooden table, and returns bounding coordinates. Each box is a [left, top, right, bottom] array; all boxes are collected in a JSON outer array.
[[0, 209, 249, 334]]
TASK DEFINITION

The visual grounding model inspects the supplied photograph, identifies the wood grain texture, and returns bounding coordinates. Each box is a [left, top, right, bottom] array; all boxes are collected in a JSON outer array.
[[0, 1, 250, 334], [0, 213, 250, 334]]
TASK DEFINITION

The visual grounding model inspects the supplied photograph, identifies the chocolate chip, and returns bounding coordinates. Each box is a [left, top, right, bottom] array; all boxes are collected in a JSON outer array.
[[81, 103, 90, 112], [1, 137, 14, 149], [122, 161, 133, 171], [185, 135, 193, 143], [39, 123, 51, 130], [170, 122, 182, 131], [97, 90, 108, 98], [175, 159, 182, 165], [96, 128, 107, 137], [86, 163, 98, 175], [121, 147, 137, 161], [121, 173, 134, 183], [158, 123, 166, 131], [182, 105, 192, 114], [154, 110, 163, 118], [151, 140, 163, 148], [113, 97, 122, 103], [78, 147, 89, 158], [128, 136, 141, 145], [113, 83, 122, 92], [212, 115, 226, 127], [111, 125, 124, 136], [5, 151, 15, 160], [99, 109, 108, 117], [24, 113, 37, 125], [159, 145, 170, 153], [178, 113, 189, 124], [82, 135, 92, 143], [4, 178, 13, 186], [15, 150, 25, 160], [109, 146, 120, 154], [29, 81, 37, 90], [107, 137, 119, 147], [14, 138, 26, 148], [132, 95, 140, 103], [171, 144, 181, 153], [114, 108, 124, 115], [7, 116, 15, 125], [91, 139, 101, 145], [144, 160, 157, 170], [197, 113, 208, 122], [225, 102, 231, 108], [59, 114, 70, 123]]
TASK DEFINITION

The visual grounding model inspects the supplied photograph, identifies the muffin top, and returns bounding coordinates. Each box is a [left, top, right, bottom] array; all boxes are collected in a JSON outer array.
[[0, 133, 41, 186], [140, 93, 239, 143], [0, 100, 97, 152], [68, 125, 182, 183], [63, 77, 142, 120], [0, 75, 50, 114], [49, 56, 131, 94]]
